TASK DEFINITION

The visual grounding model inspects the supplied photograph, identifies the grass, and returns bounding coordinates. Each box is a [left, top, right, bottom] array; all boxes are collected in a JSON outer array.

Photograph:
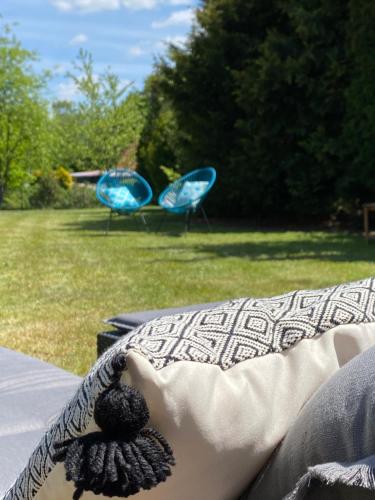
[[1, 207, 375, 375]]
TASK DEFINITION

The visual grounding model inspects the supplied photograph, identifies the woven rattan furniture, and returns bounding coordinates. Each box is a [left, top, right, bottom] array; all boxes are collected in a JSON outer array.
[[158, 167, 216, 232], [96, 169, 153, 233]]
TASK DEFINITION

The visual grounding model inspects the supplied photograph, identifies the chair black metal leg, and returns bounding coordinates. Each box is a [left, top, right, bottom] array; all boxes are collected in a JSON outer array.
[[106, 209, 113, 234], [157, 212, 167, 232], [139, 212, 149, 232], [201, 206, 211, 231]]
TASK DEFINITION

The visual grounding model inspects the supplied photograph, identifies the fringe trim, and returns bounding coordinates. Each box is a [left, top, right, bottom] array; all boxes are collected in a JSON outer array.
[[285, 456, 375, 499]]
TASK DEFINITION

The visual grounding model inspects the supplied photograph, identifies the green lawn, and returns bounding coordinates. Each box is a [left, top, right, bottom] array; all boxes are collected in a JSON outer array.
[[1, 207, 374, 375]]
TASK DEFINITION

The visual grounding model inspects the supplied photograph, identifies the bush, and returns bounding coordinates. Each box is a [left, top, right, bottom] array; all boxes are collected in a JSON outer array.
[[29, 173, 66, 208], [160, 166, 181, 183], [54, 184, 98, 209], [23, 171, 99, 209], [55, 167, 73, 190]]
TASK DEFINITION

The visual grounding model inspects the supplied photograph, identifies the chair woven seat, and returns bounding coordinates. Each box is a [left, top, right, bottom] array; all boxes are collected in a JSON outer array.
[[97, 169, 152, 213], [158, 167, 216, 230], [96, 169, 153, 232]]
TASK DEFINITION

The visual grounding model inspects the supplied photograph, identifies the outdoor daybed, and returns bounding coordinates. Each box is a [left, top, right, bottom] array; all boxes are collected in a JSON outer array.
[[3, 278, 375, 499], [0, 347, 81, 495]]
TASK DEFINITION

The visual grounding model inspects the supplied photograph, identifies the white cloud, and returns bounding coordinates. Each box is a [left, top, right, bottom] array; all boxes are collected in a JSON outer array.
[[152, 8, 194, 29], [122, 0, 191, 8], [56, 81, 79, 101], [129, 45, 145, 57], [51, 0, 120, 13], [51, 0, 193, 12], [70, 33, 88, 45], [52, 0, 73, 11], [122, 0, 157, 9]]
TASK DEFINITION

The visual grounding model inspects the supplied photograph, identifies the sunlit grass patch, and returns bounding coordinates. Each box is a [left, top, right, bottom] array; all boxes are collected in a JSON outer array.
[[0, 208, 374, 375]]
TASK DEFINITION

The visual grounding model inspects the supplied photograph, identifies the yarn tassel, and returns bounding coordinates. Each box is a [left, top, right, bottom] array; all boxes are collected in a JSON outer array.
[[53, 355, 175, 499]]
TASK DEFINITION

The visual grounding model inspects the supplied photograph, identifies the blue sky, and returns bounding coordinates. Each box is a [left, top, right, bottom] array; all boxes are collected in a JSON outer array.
[[1, 0, 198, 100]]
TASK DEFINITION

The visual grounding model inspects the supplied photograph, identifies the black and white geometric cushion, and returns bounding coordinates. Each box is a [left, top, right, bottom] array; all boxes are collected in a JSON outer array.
[[121, 277, 375, 370], [4, 277, 375, 500]]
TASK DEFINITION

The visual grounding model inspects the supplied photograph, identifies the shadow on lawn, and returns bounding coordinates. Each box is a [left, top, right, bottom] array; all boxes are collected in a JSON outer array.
[[61, 208, 231, 236], [62, 207, 329, 236], [187, 238, 375, 263], [143, 238, 375, 264], [61, 209, 375, 263], [145, 233, 375, 264]]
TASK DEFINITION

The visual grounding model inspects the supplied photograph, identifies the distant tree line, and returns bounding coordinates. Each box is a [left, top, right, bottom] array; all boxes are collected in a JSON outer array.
[[138, 0, 375, 221], [1, 0, 375, 221]]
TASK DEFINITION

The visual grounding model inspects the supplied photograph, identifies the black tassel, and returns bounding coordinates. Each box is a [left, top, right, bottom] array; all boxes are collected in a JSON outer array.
[[53, 356, 175, 499]]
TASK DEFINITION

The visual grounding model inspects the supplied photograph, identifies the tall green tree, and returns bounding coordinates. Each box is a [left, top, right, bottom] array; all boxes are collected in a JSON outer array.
[[52, 50, 147, 171], [159, 0, 287, 215], [51, 100, 83, 171], [235, 0, 349, 216], [154, 0, 375, 219], [137, 71, 179, 193], [0, 23, 49, 205], [339, 0, 375, 204]]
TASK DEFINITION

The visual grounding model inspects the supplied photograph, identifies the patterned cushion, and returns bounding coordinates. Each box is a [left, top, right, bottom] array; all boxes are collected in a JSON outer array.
[[5, 278, 375, 500], [104, 186, 138, 209], [175, 181, 209, 207]]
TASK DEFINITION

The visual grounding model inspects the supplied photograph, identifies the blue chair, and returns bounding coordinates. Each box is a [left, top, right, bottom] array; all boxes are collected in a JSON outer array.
[[158, 167, 216, 232], [96, 169, 153, 233]]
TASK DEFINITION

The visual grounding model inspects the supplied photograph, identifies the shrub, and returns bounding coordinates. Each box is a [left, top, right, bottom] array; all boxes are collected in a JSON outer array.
[[55, 167, 73, 190], [55, 184, 98, 209], [27, 170, 98, 209], [29, 172, 66, 208], [160, 166, 181, 183], [2, 188, 31, 210]]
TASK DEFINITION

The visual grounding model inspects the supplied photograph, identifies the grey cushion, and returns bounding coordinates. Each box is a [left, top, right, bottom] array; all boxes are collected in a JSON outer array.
[[241, 345, 375, 500], [104, 301, 225, 330], [0, 347, 81, 495]]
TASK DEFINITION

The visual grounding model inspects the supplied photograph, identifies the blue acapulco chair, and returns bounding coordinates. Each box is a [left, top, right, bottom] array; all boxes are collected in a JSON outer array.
[[158, 167, 216, 232], [96, 169, 153, 233]]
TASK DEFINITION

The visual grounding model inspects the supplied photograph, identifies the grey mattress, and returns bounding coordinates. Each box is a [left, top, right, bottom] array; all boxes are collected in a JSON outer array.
[[104, 301, 225, 330], [0, 347, 81, 494]]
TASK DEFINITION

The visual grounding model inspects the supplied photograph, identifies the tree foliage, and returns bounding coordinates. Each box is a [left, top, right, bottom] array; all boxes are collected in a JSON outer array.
[[51, 50, 147, 172], [137, 71, 179, 192], [145, 0, 375, 219], [0, 22, 49, 205], [0, 30, 147, 208], [339, 0, 375, 205], [2, 3, 375, 218]]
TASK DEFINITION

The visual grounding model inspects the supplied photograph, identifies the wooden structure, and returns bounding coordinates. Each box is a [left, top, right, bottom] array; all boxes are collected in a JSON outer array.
[[363, 203, 375, 240]]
